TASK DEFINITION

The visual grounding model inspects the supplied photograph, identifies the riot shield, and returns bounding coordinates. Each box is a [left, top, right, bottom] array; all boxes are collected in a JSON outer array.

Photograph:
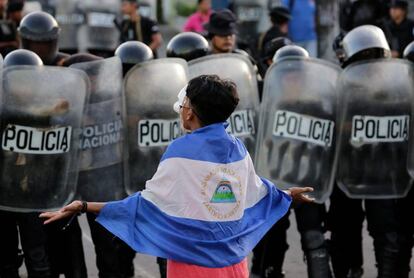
[[70, 57, 127, 202], [77, 0, 120, 52], [188, 54, 259, 157], [55, 0, 84, 53], [0, 66, 89, 212], [336, 59, 413, 199], [124, 58, 189, 193], [255, 57, 340, 203]]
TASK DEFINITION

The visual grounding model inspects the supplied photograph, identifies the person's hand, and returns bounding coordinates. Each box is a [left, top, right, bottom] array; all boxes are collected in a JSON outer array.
[[39, 201, 83, 224], [285, 187, 315, 203]]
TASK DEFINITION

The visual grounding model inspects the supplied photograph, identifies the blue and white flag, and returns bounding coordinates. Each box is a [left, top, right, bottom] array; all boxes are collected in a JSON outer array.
[[97, 123, 291, 268]]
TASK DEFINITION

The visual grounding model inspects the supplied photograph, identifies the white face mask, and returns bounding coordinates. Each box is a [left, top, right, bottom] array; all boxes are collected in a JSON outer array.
[[173, 85, 187, 114], [173, 85, 191, 133]]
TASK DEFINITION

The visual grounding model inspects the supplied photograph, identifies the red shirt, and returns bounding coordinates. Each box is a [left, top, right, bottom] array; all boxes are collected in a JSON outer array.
[[167, 258, 249, 278], [183, 10, 212, 33]]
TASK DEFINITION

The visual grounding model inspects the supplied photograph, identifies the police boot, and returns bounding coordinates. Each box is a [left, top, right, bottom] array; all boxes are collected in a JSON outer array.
[[302, 230, 332, 278], [395, 235, 413, 278], [374, 232, 399, 278]]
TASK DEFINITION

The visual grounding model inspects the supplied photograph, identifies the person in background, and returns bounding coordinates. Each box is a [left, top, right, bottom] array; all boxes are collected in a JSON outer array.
[[204, 9, 237, 54], [7, 0, 23, 26], [257, 37, 292, 77], [381, 0, 414, 57], [0, 0, 7, 19], [339, 0, 389, 32], [120, 0, 162, 57], [0, 0, 22, 57], [258, 7, 291, 60], [281, 0, 317, 57], [183, 0, 212, 35]]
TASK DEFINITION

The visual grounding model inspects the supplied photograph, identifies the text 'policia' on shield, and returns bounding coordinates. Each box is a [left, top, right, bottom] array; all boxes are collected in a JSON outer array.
[[2, 124, 72, 154], [351, 115, 409, 145], [272, 110, 334, 147]]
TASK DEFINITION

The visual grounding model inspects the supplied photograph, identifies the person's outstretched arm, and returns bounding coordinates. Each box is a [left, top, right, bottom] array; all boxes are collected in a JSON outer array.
[[284, 187, 315, 203], [39, 201, 106, 224]]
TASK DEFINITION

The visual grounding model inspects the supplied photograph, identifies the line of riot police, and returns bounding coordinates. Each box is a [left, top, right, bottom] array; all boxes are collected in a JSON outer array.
[[1, 7, 414, 278]]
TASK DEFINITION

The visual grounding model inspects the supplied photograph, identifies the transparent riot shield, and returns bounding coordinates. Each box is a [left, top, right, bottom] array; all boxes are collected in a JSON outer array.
[[124, 58, 189, 194], [336, 59, 414, 199], [255, 57, 340, 203], [55, 0, 84, 53], [77, 0, 120, 52], [0, 66, 89, 211], [189, 54, 259, 157], [70, 57, 127, 202]]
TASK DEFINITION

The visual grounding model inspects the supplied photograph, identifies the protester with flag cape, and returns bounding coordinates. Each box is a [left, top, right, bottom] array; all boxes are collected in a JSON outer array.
[[40, 75, 314, 277]]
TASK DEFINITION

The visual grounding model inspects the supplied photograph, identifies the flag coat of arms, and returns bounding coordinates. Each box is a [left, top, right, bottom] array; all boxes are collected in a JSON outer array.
[[97, 123, 291, 268]]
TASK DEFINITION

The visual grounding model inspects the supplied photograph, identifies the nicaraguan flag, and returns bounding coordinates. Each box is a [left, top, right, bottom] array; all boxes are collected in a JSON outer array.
[[97, 123, 291, 268]]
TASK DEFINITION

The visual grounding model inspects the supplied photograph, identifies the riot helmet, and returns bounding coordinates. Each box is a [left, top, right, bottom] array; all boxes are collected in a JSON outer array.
[[4, 49, 43, 67], [19, 11, 60, 65], [19, 11, 60, 41], [166, 32, 209, 62], [403, 41, 414, 62], [115, 41, 153, 76], [273, 45, 309, 63], [263, 37, 292, 62], [342, 25, 390, 67]]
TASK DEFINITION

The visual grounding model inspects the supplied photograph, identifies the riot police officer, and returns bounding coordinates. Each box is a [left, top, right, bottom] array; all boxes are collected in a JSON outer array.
[[166, 32, 209, 62], [17, 11, 88, 278], [65, 54, 137, 278], [333, 25, 413, 278], [115, 40, 154, 76], [381, 0, 414, 58], [19, 11, 69, 66], [254, 45, 336, 278], [0, 49, 47, 278]]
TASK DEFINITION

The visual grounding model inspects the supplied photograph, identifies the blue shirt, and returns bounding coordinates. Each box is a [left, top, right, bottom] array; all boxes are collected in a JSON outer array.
[[282, 0, 317, 42]]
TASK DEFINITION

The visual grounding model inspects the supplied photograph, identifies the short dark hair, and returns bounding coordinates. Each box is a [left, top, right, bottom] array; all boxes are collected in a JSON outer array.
[[186, 75, 239, 126]]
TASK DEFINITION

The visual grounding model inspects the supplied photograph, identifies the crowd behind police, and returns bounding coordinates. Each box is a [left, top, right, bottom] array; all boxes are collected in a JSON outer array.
[[0, 0, 414, 277]]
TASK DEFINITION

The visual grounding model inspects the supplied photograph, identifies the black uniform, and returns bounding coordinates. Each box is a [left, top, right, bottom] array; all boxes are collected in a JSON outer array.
[[120, 16, 160, 57], [260, 26, 286, 55], [0, 19, 18, 57], [382, 18, 414, 57], [339, 0, 389, 31]]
